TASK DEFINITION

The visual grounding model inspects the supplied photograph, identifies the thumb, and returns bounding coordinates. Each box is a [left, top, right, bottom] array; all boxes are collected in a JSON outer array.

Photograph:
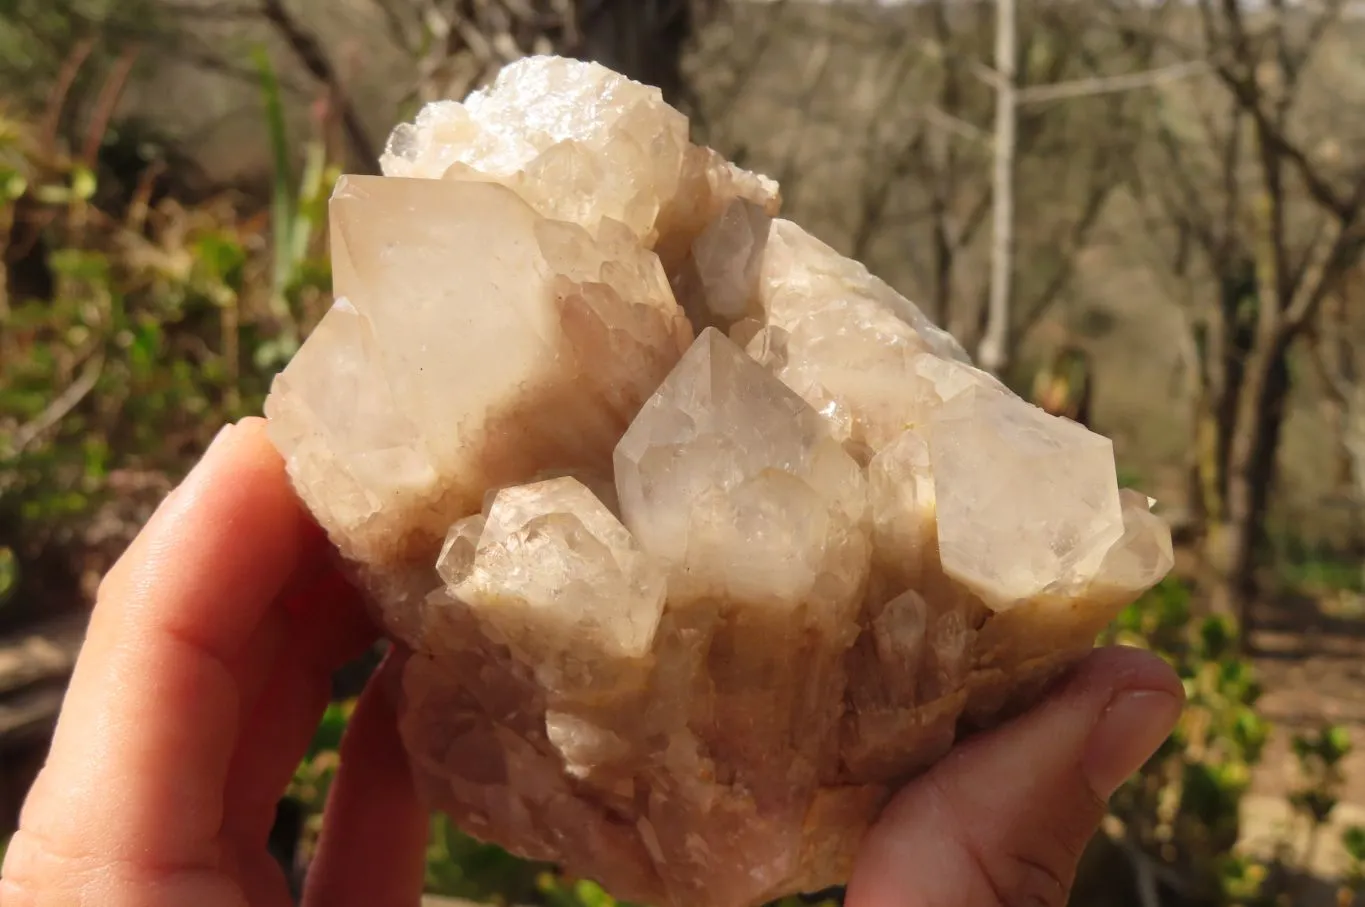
[[847, 646, 1184, 907]]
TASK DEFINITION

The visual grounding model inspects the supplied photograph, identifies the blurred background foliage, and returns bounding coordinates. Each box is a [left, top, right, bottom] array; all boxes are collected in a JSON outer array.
[[2, 1, 1365, 906]]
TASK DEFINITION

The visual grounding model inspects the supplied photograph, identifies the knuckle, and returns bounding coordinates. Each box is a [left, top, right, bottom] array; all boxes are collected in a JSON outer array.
[[1, 823, 230, 906], [0, 827, 82, 896], [990, 802, 1102, 907], [958, 830, 1072, 907], [1000, 850, 1072, 907], [930, 771, 1102, 907]]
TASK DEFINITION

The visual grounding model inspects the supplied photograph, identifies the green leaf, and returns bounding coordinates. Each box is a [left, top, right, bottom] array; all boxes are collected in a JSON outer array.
[[1181, 760, 1248, 826], [290, 258, 332, 296], [81, 436, 109, 482], [1154, 579, 1192, 630], [252, 335, 300, 372], [48, 247, 110, 284], [1324, 724, 1353, 763], [194, 233, 248, 292], [305, 700, 352, 760], [0, 546, 17, 605], [0, 166, 26, 199], [572, 880, 618, 907], [1231, 709, 1269, 760], [1114, 601, 1143, 634], [253, 46, 296, 320], [288, 139, 328, 269], [129, 321, 162, 378], [70, 163, 96, 201], [1198, 615, 1237, 661], [1291, 789, 1339, 824], [1216, 853, 1267, 902], [1344, 826, 1365, 862]]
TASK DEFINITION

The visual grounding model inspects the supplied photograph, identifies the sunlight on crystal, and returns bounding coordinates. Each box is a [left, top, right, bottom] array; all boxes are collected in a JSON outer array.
[[264, 55, 1173, 907]]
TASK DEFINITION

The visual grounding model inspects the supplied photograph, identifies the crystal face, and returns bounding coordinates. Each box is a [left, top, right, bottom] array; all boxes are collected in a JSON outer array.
[[264, 55, 1173, 907]]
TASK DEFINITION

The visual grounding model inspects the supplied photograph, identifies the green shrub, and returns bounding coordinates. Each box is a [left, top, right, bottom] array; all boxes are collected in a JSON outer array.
[[1105, 577, 1273, 904], [0, 74, 335, 618], [0, 0, 159, 109], [1271, 533, 1364, 597], [1342, 826, 1365, 899]]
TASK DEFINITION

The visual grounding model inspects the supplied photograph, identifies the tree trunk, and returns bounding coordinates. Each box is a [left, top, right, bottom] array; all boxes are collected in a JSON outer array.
[[980, 0, 1017, 375], [1190, 397, 1222, 528], [1207, 332, 1291, 644], [1314, 292, 1365, 552], [577, 0, 692, 105]]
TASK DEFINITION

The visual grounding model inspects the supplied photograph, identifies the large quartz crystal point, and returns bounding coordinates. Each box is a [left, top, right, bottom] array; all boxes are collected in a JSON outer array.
[[968, 489, 1176, 716], [929, 385, 1126, 612], [264, 173, 691, 637], [612, 327, 872, 906], [904, 386, 1161, 726], [840, 382, 1162, 778]]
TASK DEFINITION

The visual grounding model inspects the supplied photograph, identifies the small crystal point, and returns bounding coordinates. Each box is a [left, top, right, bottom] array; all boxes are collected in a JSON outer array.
[[445, 477, 666, 704]]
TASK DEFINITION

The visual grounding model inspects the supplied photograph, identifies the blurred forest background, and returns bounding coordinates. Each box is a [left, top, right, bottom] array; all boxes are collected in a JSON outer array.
[[2, 0, 1365, 905]]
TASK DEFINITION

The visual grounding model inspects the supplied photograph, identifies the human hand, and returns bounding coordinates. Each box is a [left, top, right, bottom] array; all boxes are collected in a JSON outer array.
[[1, 418, 428, 906], [1, 417, 1183, 907], [845, 647, 1183, 907]]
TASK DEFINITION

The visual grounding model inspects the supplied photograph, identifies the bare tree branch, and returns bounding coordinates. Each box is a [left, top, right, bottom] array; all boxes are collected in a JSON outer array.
[[918, 105, 992, 146], [1285, 218, 1365, 333], [772, 35, 834, 192], [367, 0, 424, 56], [7, 354, 105, 458], [1017, 60, 1208, 105], [979, 0, 1017, 374], [910, 35, 1005, 93]]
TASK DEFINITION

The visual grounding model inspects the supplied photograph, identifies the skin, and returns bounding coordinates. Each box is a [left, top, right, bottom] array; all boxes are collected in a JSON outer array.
[[1, 417, 1185, 907]]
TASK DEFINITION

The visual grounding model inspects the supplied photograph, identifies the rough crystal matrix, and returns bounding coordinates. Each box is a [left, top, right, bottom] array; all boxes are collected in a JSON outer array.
[[264, 56, 1172, 907]]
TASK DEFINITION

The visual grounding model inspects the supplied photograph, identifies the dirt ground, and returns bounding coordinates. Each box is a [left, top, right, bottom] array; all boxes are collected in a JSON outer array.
[[1251, 592, 1365, 805], [1235, 591, 1365, 891]]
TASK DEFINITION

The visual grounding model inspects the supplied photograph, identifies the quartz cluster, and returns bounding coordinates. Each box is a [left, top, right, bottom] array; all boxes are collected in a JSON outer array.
[[264, 55, 1173, 907]]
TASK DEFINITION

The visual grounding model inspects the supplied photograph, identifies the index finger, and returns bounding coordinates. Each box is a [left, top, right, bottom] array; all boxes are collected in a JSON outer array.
[[13, 418, 331, 870]]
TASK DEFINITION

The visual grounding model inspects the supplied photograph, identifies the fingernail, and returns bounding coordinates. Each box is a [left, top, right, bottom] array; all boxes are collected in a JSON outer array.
[[1084, 690, 1183, 799], [207, 422, 236, 455], [156, 423, 237, 512]]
